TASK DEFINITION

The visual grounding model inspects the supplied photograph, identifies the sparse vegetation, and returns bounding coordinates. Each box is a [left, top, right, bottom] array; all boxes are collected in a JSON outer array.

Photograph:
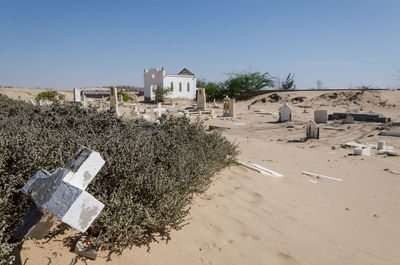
[[155, 87, 172, 102], [117, 91, 133, 102], [35, 90, 64, 101], [0, 94, 238, 263], [277, 73, 296, 90]]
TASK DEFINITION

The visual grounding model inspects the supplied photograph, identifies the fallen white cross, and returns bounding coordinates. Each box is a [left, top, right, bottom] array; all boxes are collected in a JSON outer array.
[[22, 147, 105, 233], [302, 171, 342, 182], [238, 161, 283, 177]]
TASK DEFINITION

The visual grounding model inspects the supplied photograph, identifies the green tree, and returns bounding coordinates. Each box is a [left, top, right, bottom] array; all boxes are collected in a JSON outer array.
[[280, 73, 296, 90], [197, 78, 224, 100], [155, 87, 172, 102], [222, 71, 275, 97]]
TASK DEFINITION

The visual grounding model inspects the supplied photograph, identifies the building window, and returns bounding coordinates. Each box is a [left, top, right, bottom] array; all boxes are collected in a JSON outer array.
[[171, 82, 174, 92], [152, 74, 155, 79], [187, 83, 190, 92], [179, 82, 182, 92]]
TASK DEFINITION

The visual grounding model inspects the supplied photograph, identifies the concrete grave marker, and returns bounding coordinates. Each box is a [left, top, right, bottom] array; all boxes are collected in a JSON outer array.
[[314, 110, 328, 123], [354, 147, 371, 156], [223, 96, 236, 117], [212, 99, 218, 108], [20, 147, 105, 237], [279, 99, 292, 122], [110, 87, 119, 116], [197, 88, 206, 110], [118, 93, 123, 103], [306, 120, 319, 139], [74, 88, 82, 103], [153, 103, 166, 119]]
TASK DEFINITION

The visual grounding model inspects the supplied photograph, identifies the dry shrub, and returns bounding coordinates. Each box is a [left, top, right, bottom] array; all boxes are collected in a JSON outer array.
[[0, 94, 238, 261]]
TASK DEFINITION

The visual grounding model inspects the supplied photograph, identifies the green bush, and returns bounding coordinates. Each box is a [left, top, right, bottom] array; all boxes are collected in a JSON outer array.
[[35, 90, 64, 101], [0, 94, 238, 261], [117, 91, 133, 102]]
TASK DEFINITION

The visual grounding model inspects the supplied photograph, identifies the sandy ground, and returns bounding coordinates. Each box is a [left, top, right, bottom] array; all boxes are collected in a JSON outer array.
[[2, 88, 400, 265]]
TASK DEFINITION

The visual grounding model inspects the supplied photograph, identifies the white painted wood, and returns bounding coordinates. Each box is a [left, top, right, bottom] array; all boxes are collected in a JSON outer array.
[[302, 171, 342, 182]]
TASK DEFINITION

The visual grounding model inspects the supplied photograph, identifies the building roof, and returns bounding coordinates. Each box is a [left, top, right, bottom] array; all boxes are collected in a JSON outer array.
[[177, 68, 195, 76]]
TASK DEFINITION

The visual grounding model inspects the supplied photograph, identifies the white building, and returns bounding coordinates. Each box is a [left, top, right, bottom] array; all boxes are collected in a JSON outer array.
[[144, 67, 197, 101]]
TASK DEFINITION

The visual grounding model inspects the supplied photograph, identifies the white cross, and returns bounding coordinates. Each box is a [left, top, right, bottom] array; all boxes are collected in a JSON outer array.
[[153, 103, 166, 119], [22, 147, 105, 233]]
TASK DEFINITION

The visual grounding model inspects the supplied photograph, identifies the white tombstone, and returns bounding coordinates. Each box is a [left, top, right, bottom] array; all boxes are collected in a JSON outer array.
[[132, 105, 140, 117], [314, 110, 328, 123], [22, 147, 105, 233], [212, 99, 218, 108], [306, 120, 319, 139], [197, 88, 206, 110], [73, 88, 82, 103], [118, 93, 123, 103], [279, 100, 292, 122]]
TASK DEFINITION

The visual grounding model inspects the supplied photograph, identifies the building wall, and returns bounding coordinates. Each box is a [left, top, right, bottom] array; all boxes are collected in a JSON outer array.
[[163, 75, 197, 100], [144, 68, 197, 101], [144, 68, 164, 100]]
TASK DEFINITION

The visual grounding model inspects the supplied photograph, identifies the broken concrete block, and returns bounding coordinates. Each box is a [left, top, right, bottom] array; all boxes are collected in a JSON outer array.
[[21, 147, 105, 233], [354, 147, 371, 156], [75, 234, 101, 260]]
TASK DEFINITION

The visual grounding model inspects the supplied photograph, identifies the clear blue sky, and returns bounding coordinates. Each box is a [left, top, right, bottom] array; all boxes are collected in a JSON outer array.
[[1, 0, 399, 89]]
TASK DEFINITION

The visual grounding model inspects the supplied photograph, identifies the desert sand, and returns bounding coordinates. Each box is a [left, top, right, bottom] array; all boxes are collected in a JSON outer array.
[[2, 88, 400, 265]]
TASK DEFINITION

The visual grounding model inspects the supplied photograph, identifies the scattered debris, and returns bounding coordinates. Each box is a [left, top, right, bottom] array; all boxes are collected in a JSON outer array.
[[324, 127, 345, 131], [384, 168, 400, 175], [237, 161, 283, 177], [208, 125, 231, 131], [291, 96, 306, 103], [268, 93, 281, 102], [75, 234, 101, 260], [302, 171, 343, 182], [377, 150, 398, 156]]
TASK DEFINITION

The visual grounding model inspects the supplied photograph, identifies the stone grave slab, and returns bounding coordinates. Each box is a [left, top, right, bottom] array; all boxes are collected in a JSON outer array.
[[306, 120, 319, 139], [314, 110, 328, 123]]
